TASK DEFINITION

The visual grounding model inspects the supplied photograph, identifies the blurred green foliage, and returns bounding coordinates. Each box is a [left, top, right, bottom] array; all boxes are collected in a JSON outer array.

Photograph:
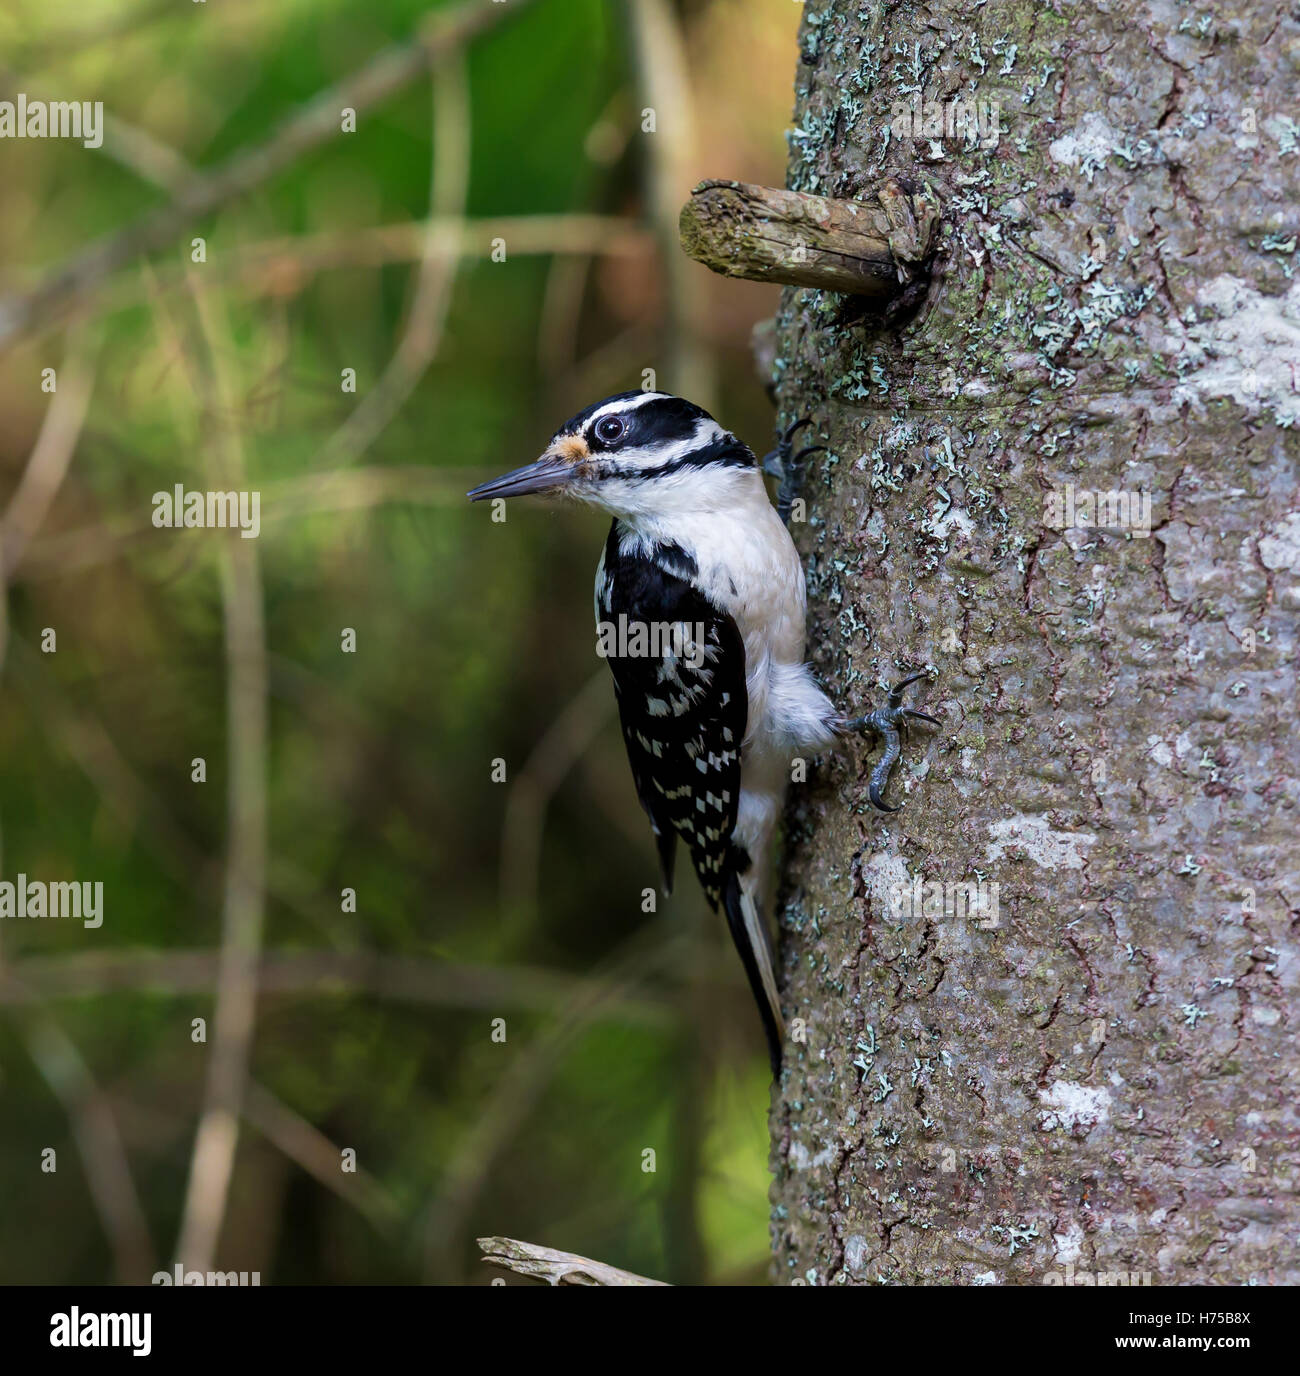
[[0, 0, 796, 1284]]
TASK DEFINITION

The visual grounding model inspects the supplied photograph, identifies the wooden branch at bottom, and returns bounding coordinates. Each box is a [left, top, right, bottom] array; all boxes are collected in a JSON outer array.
[[478, 1237, 669, 1286], [679, 178, 940, 299]]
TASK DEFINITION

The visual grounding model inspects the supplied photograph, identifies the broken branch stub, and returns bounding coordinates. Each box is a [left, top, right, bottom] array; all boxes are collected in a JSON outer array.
[[679, 178, 940, 299], [477, 1236, 668, 1286]]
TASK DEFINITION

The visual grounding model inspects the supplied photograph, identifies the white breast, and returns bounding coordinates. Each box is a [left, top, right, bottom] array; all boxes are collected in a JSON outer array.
[[622, 469, 837, 760]]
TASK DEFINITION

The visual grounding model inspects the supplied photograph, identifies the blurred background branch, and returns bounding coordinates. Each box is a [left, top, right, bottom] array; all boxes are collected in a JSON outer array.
[[626, 0, 711, 406], [243, 1079, 403, 1236], [10, 998, 156, 1283], [172, 275, 269, 1275], [0, 0, 534, 350], [421, 915, 688, 1283], [0, 947, 677, 1027], [315, 49, 469, 469]]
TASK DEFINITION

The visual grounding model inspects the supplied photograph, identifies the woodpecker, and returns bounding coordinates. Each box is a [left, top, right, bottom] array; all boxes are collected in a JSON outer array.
[[468, 391, 937, 1075]]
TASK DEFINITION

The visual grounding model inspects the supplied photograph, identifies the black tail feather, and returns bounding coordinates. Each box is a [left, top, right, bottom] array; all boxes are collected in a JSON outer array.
[[721, 871, 783, 1078]]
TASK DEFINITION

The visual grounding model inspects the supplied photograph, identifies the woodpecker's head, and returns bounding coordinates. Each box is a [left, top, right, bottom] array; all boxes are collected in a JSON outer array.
[[467, 391, 757, 518]]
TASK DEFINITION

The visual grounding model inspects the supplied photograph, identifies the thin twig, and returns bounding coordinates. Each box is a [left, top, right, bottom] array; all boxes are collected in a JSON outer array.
[[5, 628, 538, 972], [537, 252, 596, 380], [3, 633, 218, 882], [0, 330, 97, 580], [0, 948, 676, 1027], [499, 670, 615, 935], [552, 319, 660, 417], [130, 215, 650, 310], [173, 277, 269, 1274], [422, 918, 687, 1282], [0, 217, 649, 335], [9, 999, 156, 1284], [12, 465, 477, 582], [0, 66, 194, 191], [626, 0, 713, 405], [11, 0, 183, 67], [242, 1081, 402, 1235], [314, 47, 470, 469], [535, 101, 635, 379], [0, 0, 535, 350], [0, 326, 149, 1284]]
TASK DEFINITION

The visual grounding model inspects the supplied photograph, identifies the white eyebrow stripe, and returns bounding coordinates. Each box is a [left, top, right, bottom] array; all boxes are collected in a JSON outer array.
[[587, 392, 671, 425]]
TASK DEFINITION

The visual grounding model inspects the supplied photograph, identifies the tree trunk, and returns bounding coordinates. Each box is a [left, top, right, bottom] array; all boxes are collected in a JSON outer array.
[[768, 0, 1299, 1286]]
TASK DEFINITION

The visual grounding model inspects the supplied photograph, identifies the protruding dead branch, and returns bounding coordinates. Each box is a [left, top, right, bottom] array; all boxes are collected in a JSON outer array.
[[478, 1237, 668, 1286], [679, 178, 940, 298]]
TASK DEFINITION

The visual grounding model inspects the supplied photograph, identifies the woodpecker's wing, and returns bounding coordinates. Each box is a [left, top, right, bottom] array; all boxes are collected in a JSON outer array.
[[596, 521, 747, 909]]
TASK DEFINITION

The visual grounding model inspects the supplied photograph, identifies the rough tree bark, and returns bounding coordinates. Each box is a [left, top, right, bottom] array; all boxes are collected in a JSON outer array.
[[765, 0, 1299, 1285]]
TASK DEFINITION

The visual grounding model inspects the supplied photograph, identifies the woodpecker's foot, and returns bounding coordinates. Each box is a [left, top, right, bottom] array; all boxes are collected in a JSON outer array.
[[842, 672, 940, 813], [761, 417, 827, 526]]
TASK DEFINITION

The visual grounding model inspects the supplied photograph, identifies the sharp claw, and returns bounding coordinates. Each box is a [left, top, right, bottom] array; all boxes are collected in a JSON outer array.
[[765, 418, 827, 528], [782, 416, 813, 444], [887, 671, 931, 707], [904, 710, 941, 726]]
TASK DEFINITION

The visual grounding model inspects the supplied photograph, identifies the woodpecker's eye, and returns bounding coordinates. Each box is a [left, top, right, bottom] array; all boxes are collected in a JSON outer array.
[[593, 415, 626, 445]]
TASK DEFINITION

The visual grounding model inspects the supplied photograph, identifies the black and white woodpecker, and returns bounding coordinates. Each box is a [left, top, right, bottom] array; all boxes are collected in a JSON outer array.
[[468, 391, 936, 1075]]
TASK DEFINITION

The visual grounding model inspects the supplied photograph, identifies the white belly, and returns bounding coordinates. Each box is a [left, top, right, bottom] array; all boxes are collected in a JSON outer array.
[[617, 471, 838, 865]]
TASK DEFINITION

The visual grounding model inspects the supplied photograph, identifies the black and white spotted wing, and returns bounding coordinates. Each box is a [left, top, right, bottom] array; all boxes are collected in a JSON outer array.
[[596, 521, 747, 910]]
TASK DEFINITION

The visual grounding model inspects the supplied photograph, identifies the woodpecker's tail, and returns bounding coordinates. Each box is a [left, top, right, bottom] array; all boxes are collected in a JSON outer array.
[[721, 865, 784, 1076]]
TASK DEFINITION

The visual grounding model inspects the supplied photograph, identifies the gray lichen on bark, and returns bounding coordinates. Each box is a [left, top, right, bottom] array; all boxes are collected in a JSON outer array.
[[767, 0, 1299, 1285]]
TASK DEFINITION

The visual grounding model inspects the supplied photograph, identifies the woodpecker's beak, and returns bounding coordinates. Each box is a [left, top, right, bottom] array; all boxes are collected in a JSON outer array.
[[467, 452, 575, 502]]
